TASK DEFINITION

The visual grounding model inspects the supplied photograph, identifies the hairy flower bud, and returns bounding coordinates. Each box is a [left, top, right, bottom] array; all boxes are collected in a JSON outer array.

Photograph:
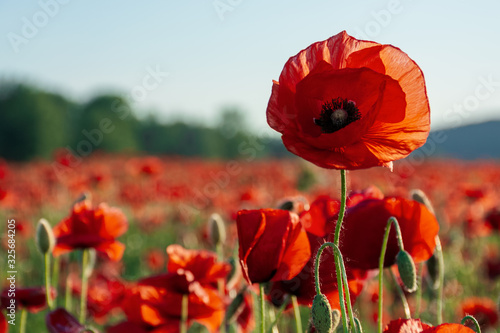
[[209, 213, 226, 245], [36, 218, 55, 254], [312, 293, 333, 333], [396, 250, 417, 292]]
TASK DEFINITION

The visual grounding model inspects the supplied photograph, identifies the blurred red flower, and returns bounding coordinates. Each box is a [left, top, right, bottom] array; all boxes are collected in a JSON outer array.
[[267, 31, 430, 170], [0, 312, 6, 333], [335, 196, 439, 269], [53, 199, 128, 261], [384, 319, 475, 333], [111, 245, 229, 333], [1, 287, 56, 313], [459, 297, 499, 330], [236, 209, 311, 284], [146, 249, 165, 272], [384, 318, 432, 333], [46, 308, 90, 333]]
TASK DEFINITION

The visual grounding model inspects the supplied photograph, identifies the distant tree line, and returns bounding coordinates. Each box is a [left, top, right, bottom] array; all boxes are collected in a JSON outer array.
[[0, 83, 288, 161]]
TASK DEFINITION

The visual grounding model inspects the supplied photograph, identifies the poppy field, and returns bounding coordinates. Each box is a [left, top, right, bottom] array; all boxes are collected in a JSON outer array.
[[1, 153, 500, 333], [2, 31, 500, 333]]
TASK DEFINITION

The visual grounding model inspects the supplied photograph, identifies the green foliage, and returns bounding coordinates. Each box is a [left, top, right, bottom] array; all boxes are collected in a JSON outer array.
[[0, 83, 289, 161]]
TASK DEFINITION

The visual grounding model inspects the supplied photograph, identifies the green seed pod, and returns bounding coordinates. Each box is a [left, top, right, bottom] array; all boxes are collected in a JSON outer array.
[[312, 293, 333, 333], [331, 309, 341, 332], [396, 250, 417, 292], [36, 218, 55, 254], [209, 213, 226, 245]]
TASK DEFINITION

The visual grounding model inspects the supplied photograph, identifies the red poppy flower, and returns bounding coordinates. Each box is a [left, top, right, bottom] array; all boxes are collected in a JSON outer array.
[[113, 245, 229, 333], [0, 312, 6, 333], [1, 286, 56, 313], [459, 297, 499, 329], [299, 195, 339, 237], [86, 273, 126, 323], [269, 230, 368, 309], [334, 196, 439, 269], [53, 199, 128, 261], [46, 308, 89, 333], [384, 318, 432, 333], [236, 209, 311, 284], [267, 31, 430, 170], [384, 319, 475, 333], [166, 244, 231, 286]]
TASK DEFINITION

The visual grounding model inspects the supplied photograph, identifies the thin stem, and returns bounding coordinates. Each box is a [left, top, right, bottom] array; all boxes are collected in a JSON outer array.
[[266, 296, 289, 333], [292, 296, 302, 333], [19, 308, 27, 333], [44, 253, 54, 309], [415, 262, 424, 318], [461, 315, 481, 333], [378, 217, 404, 333], [389, 270, 411, 319], [315, 242, 355, 333], [260, 284, 265, 333], [333, 170, 347, 245], [180, 294, 189, 333], [435, 236, 444, 325], [79, 249, 89, 323], [65, 273, 72, 312]]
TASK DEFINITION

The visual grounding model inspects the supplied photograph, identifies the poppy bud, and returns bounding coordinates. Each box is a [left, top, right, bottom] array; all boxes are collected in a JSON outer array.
[[74, 192, 91, 204], [312, 293, 333, 333], [331, 309, 341, 331], [36, 218, 55, 254], [396, 250, 417, 292], [426, 252, 440, 290], [208, 213, 226, 245], [410, 189, 435, 215], [277, 200, 295, 211]]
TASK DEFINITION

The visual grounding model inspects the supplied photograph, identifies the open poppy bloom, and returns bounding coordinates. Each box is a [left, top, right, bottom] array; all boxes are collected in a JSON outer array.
[[334, 196, 439, 269], [53, 199, 128, 261], [110, 245, 230, 333], [384, 319, 474, 333], [1, 286, 56, 313], [236, 209, 311, 284], [46, 308, 91, 333], [267, 31, 430, 170]]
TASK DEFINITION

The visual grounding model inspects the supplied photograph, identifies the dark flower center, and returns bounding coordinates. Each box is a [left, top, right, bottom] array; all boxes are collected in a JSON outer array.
[[314, 98, 361, 133]]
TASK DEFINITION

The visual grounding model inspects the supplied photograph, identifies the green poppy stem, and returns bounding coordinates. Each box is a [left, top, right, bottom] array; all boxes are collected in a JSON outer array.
[[65, 273, 72, 312], [291, 295, 302, 333], [180, 294, 189, 333], [315, 242, 355, 333], [435, 236, 444, 325], [389, 270, 411, 319], [266, 296, 289, 333], [79, 249, 89, 324], [19, 308, 27, 333], [260, 284, 266, 333], [378, 217, 404, 333], [52, 255, 60, 294], [415, 262, 424, 318], [461, 315, 481, 333], [44, 253, 54, 310], [333, 169, 347, 245]]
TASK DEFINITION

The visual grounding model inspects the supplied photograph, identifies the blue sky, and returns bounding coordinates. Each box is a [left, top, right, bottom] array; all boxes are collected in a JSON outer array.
[[1, 0, 499, 135]]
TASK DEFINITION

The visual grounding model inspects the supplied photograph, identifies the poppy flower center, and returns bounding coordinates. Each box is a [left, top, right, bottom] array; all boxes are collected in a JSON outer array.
[[314, 98, 361, 133]]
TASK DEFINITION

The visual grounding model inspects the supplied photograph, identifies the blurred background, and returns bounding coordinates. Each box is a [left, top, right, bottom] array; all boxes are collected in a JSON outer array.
[[1, 0, 500, 161]]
